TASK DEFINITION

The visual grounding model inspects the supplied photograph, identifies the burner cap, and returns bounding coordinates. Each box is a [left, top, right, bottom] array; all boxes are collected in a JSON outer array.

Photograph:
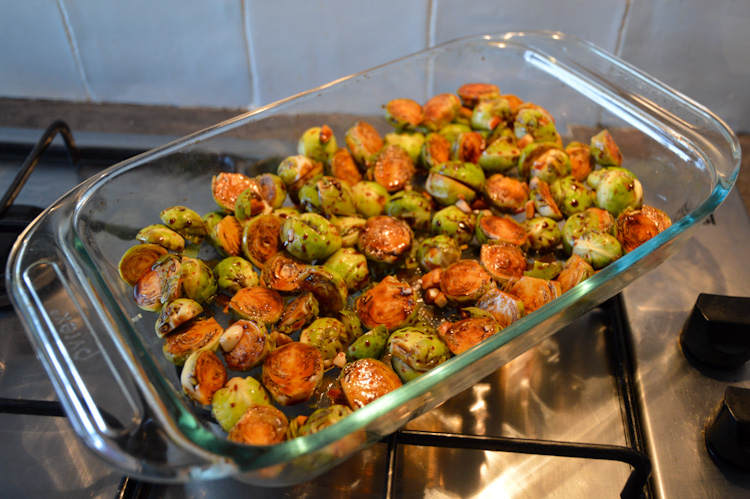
[[1, 205, 44, 308]]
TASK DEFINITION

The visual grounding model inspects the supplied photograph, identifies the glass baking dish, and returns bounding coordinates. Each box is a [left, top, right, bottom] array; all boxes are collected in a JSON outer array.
[[6, 31, 740, 485]]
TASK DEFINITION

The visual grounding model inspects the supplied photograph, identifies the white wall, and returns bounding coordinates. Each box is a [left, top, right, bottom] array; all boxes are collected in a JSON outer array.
[[1, 0, 749, 132]]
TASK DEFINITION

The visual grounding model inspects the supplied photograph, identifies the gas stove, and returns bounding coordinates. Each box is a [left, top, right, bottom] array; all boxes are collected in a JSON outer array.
[[0, 123, 748, 498]]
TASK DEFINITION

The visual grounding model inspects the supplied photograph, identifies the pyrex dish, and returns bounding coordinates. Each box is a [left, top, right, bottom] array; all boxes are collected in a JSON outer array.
[[7, 31, 740, 485]]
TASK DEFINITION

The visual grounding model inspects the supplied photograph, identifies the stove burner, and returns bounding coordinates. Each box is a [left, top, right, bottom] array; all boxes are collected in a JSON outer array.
[[0, 121, 79, 308]]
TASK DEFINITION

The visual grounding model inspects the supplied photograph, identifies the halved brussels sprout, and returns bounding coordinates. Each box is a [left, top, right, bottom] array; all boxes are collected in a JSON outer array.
[[615, 205, 672, 253], [457, 83, 501, 108], [212, 377, 272, 433], [298, 405, 353, 437], [118, 243, 168, 286], [440, 260, 496, 304], [298, 125, 338, 164], [163, 317, 223, 365], [160, 206, 208, 245], [420, 132, 452, 170], [234, 180, 272, 224], [432, 206, 475, 246], [549, 175, 593, 218], [180, 257, 218, 305], [480, 242, 527, 285], [513, 107, 558, 143], [471, 98, 511, 131], [593, 169, 643, 217], [561, 207, 615, 255], [507, 276, 561, 313], [201, 210, 225, 235], [155, 298, 203, 338], [518, 143, 571, 183], [357, 215, 413, 264], [210, 215, 243, 257], [437, 312, 500, 355], [276, 291, 319, 334], [262, 342, 324, 406], [524, 216, 562, 253], [281, 212, 342, 262], [425, 171, 478, 206], [483, 174, 529, 213], [350, 180, 390, 218], [384, 131, 425, 164], [478, 136, 521, 174], [451, 131, 485, 163], [331, 216, 366, 247], [565, 141, 594, 181], [256, 173, 287, 210], [438, 123, 472, 145], [327, 148, 362, 187], [339, 358, 402, 410], [356, 276, 417, 332], [212, 172, 254, 213], [323, 247, 369, 292], [345, 121, 383, 166], [227, 404, 288, 445], [228, 286, 284, 325], [475, 212, 527, 247], [299, 176, 358, 218], [590, 129, 623, 167], [277, 155, 324, 204], [385, 190, 432, 232], [524, 259, 563, 280], [475, 288, 525, 328], [384, 98, 424, 130], [261, 252, 309, 293], [422, 93, 462, 131], [300, 317, 350, 370], [367, 145, 416, 193], [387, 327, 452, 382], [220, 319, 271, 371], [134, 254, 181, 312], [530, 178, 563, 221], [556, 254, 595, 293], [298, 265, 349, 315], [213, 256, 259, 295], [181, 350, 227, 405], [431, 160, 485, 193], [135, 225, 185, 253], [416, 234, 462, 271], [572, 230, 622, 269], [346, 325, 389, 361], [241, 213, 283, 268]]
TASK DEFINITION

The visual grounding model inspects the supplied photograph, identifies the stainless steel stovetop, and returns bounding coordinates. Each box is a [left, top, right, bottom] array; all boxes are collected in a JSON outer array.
[[0, 127, 748, 498]]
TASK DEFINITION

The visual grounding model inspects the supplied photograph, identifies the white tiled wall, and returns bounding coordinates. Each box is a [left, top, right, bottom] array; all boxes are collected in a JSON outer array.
[[2, 0, 750, 132]]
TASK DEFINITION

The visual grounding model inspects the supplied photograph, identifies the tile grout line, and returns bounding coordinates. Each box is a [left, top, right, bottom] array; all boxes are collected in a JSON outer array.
[[56, 0, 94, 102]]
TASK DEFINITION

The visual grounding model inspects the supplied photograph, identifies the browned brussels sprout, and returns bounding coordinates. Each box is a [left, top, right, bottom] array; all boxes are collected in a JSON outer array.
[[471, 98, 511, 131], [451, 131, 485, 163], [298, 125, 338, 164], [181, 350, 227, 405], [298, 404, 353, 437], [220, 319, 271, 371], [155, 298, 203, 338], [420, 132, 452, 170], [228, 286, 284, 325], [565, 141, 594, 181], [590, 129, 623, 167], [277, 155, 324, 205], [416, 234, 462, 271], [300, 317, 350, 370], [135, 225, 185, 253], [327, 148, 362, 186], [384, 98, 424, 130], [507, 276, 561, 313], [480, 243, 527, 285], [475, 212, 527, 247], [297, 265, 349, 315], [160, 206, 208, 245], [513, 106, 558, 143], [118, 243, 168, 286], [483, 174, 529, 213], [368, 145, 416, 193], [339, 358, 402, 410], [163, 317, 223, 366], [227, 404, 288, 445], [276, 291, 319, 334], [555, 254, 595, 293], [256, 173, 287, 210], [387, 327, 452, 382], [475, 288, 525, 328], [241, 213, 283, 268], [616, 205, 672, 253], [210, 215, 243, 257], [457, 83, 501, 108], [440, 260, 497, 304], [357, 216, 413, 264], [422, 93, 462, 131], [518, 143, 571, 183], [212, 378, 272, 433], [234, 180, 272, 224], [356, 276, 417, 332], [262, 342, 324, 406], [212, 172, 254, 213], [437, 310, 500, 355], [134, 254, 181, 312], [530, 178, 563, 221], [345, 121, 383, 166], [261, 252, 309, 293]]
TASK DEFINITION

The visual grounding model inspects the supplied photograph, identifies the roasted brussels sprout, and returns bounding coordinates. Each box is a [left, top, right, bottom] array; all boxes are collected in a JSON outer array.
[[300, 317, 350, 370], [565, 141, 594, 181], [331, 216, 366, 247], [357, 215, 413, 264], [478, 135, 521, 174], [155, 298, 203, 338], [298, 125, 338, 164], [416, 234, 462, 271], [451, 131, 485, 164], [572, 230, 623, 269], [590, 129, 623, 167], [513, 106, 558, 143], [210, 215, 243, 257], [256, 173, 288, 210], [135, 225, 185, 253], [471, 98, 511, 131], [276, 291, 319, 334], [420, 132, 452, 170], [298, 404, 353, 437], [134, 253, 181, 312], [561, 207, 615, 255], [384, 131, 425, 164], [298, 265, 349, 314], [440, 259, 496, 304], [518, 143, 571, 183], [549, 175, 593, 218], [356, 276, 417, 331], [475, 288, 525, 328], [437, 310, 500, 355], [323, 247, 369, 292], [327, 148, 362, 187], [350, 181, 390, 218], [298, 176, 358, 218], [367, 145, 416, 193], [261, 252, 309, 293], [422, 93, 462, 131], [387, 327, 452, 382], [212, 172, 254, 213], [592, 169, 643, 217], [160, 206, 208, 245], [239, 214, 283, 268], [480, 242, 527, 284], [524, 216, 562, 253], [118, 243, 168, 286], [615, 205, 672, 253], [212, 377, 272, 433], [483, 174, 529, 213], [425, 161, 485, 206], [475, 212, 527, 247], [555, 254, 595, 293], [384, 98, 424, 130], [338, 309, 364, 342], [181, 350, 227, 405], [457, 83, 501, 108], [507, 276, 561, 313], [262, 342, 324, 406], [228, 286, 284, 325], [227, 404, 288, 445], [201, 210, 225, 235], [530, 178, 563, 221], [180, 257, 217, 305], [385, 190, 432, 232], [277, 155, 324, 204], [339, 358, 402, 410], [163, 317, 223, 366], [524, 259, 563, 280], [438, 124, 472, 145], [432, 206, 475, 246], [346, 325, 389, 361], [220, 319, 271, 371], [281, 212, 342, 262], [345, 121, 383, 166], [234, 180, 272, 224]]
